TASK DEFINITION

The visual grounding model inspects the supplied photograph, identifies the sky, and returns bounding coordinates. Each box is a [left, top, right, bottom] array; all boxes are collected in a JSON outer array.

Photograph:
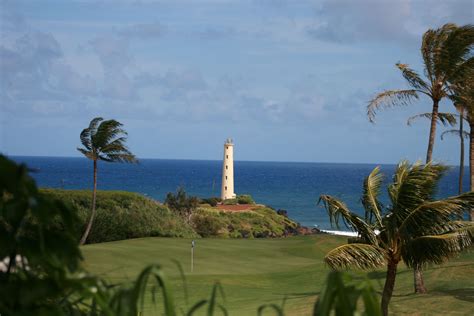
[[0, 0, 473, 164]]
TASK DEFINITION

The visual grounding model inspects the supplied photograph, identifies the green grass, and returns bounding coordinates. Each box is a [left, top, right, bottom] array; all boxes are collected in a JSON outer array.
[[81, 235, 474, 315]]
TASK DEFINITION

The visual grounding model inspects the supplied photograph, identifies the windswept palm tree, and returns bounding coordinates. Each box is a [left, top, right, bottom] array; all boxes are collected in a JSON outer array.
[[451, 77, 474, 221], [407, 111, 467, 194], [319, 162, 474, 316], [367, 23, 474, 293], [77, 117, 137, 245], [367, 23, 474, 163], [440, 114, 469, 195]]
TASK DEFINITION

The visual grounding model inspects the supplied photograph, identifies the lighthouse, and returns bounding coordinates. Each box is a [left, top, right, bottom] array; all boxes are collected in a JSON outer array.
[[221, 138, 236, 200]]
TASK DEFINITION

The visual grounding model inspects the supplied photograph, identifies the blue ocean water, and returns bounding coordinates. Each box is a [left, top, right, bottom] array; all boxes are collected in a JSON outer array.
[[11, 156, 466, 229]]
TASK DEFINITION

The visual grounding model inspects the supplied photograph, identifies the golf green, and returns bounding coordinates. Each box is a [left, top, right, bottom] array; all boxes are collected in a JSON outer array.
[[82, 235, 474, 315]]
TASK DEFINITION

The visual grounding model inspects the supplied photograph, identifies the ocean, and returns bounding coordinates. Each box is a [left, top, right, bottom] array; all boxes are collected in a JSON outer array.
[[11, 156, 466, 230]]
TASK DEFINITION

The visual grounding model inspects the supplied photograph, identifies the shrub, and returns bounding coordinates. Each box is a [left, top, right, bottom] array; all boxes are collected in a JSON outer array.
[[237, 194, 255, 204], [192, 214, 225, 237], [194, 206, 298, 238], [200, 197, 221, 207], [40, 189, 197, 244], [222, 198, 238, 205], [165, 187, 199, 223]]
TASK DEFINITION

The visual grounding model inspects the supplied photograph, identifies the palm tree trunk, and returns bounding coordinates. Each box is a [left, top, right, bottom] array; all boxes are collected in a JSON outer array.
[[413, 99, 440, 293], [413, 264, 427, 293], [80, 159, 98, 245], [470, 122, 474, 221], [459, 108, 464, 194], [381, 259, 398, 316], [426, 99, 439, 163]]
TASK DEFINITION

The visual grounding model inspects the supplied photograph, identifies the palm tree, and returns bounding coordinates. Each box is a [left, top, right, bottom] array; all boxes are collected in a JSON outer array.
[[367, 23, 474, 293], [367, 23, 474, 163], [440, 112, 469, 195], [407, 111, 467, 194], [319, 162, 474, 316], [77, 117, 137, 245], [451, 77, 474, 221]]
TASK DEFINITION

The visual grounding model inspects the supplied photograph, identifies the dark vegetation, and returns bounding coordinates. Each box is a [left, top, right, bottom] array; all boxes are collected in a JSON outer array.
[[40, 189, 198, 243], [38, 188, 300, 243], [164, 187, 199, 223], [221, 194, 256, 205]]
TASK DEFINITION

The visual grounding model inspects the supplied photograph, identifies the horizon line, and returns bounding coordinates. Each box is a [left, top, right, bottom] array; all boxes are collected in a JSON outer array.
[[6, 154, 461, 168]]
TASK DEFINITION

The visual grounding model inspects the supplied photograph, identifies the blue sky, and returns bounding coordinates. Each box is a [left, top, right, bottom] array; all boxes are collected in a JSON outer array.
[[1, 0, 472, 164]]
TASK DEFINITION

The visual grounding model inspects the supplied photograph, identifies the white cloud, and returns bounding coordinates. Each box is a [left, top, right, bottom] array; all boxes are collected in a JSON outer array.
[[306, 0, 472, 44]]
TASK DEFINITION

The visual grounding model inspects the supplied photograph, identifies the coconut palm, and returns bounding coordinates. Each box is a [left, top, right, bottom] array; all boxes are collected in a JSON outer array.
[[319, 162, 474, 316], [367, 23, 474, 293], [440, 113, 469, 195], [407, 111, 467, 194], [77, 117, 137, 245], [450, 77, 474, 221], [367, 23, 474, 163]]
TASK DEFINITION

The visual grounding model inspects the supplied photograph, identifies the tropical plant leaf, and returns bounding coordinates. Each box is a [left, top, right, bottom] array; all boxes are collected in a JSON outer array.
[[437, 24, 474, 83], [396, 63, 430, 92], [399, 191, 474, 238], [367, 89, 419, 123], [403, 228, 474, 268], [440, 129, 470, 140], [407, 112, 457, 127], [361, 166, 384, 226], [324, 244, 386, 270], [388, 161, 448, 222], [319, 195, 378, 245]]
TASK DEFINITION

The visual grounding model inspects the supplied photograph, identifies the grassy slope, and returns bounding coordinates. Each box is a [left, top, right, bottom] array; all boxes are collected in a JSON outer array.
[[82, 235, 474, 315]]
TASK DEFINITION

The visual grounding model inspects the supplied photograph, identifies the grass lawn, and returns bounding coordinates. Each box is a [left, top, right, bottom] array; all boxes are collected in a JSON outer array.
[[81, 235, 474, 315]]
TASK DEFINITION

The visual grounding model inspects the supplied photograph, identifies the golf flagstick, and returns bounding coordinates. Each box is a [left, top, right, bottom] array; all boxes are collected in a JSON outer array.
[[191, 240, 195, 272]]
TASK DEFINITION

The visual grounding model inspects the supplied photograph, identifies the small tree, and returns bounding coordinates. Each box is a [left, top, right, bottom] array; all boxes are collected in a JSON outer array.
[[77, 117, 137, 245], [319, 161, 474, 316], [165, 188, 199, 223]]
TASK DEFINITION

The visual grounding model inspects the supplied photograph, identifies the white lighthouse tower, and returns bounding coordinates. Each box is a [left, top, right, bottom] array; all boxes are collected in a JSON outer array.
[[221, 138, 236, 200]]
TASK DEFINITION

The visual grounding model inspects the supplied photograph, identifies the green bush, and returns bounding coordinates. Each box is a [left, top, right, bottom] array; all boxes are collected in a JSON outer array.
[[165, 187, 199, 223], [192, 214, 226, 237], [222, 198, 238, 205], [237, 194, 255, 204], [194, 207, 298, 238], [200, 197, 221, 207], [40, 189, 197, 244]]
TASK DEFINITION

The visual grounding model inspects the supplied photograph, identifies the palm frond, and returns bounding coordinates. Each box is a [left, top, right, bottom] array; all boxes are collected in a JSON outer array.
[[77, 147, 95, 160], [367, 90, 419, 123], [361, 166, 383, 226], [389, 162, 448, 222], [92, 120, 126, 149], [407, 112, 457, 127], [441, 129, 469, 140], [319, 195, 378, 245], [396, 63, 430, 92], [79, 128, 92, 150], [99, 152, 137, 163], [421, 28, 438, 82], [402, 229, 473, 268], [88, 117, 103, 136], [450, 72, 474, 120], [399, 191, 474, 238], [438, 24, 474, 83], [324, 244, 386, 270]]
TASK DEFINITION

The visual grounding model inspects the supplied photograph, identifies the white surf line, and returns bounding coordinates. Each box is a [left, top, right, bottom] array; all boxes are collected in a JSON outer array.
[[319, 229, 381, 237], [320, 230, 359, 237]]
